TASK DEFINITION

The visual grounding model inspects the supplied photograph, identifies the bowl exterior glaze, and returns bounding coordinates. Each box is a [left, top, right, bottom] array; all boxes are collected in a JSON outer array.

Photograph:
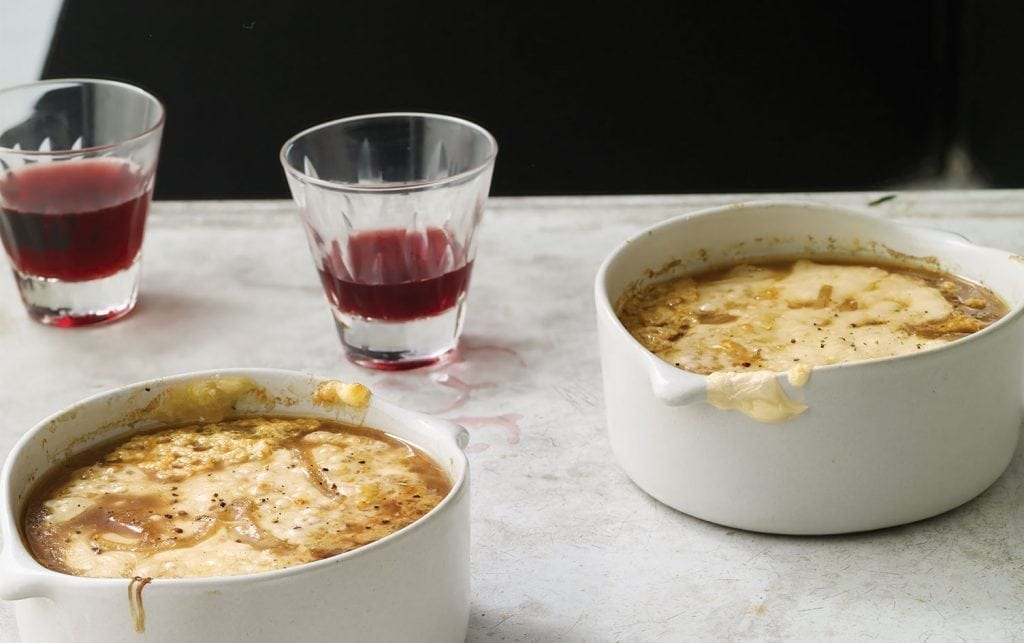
[[0, 369, 470, 643], [595, 201, 1024, 534]]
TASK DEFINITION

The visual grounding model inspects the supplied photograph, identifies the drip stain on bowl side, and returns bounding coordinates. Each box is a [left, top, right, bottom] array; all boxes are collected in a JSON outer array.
[[883, 245, 940, 269], [128, 576, 153, 632]]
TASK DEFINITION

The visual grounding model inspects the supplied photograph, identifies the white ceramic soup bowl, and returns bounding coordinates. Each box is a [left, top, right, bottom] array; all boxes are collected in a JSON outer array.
[[0, 369, 470, 643], [595, 201, 1024, 535]]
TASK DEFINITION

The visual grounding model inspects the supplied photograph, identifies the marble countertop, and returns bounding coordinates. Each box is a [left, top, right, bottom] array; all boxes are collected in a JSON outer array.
[[2, 192, 1024, 640]]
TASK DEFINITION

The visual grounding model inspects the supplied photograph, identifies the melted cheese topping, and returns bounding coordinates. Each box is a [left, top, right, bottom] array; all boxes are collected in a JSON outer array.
[[24, 417, 450, 579], [706, 370, 808, 423], [618, 259, 1007, 375], [314, 381, 372, 409], [150, 376, 258, 423]]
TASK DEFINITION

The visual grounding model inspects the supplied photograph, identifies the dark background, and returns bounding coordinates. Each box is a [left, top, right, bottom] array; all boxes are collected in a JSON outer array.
[[39, 1, 1024, 199]]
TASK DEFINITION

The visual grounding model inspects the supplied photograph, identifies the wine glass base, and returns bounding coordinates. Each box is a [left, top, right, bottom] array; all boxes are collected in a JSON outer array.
[[13, 259, 141, 328], [346, 348, 457, 371], [334, 298, 466, 371]]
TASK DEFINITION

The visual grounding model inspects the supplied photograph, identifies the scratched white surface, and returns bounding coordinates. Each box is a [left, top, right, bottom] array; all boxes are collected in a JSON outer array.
[[2, 192, 1024, 641]]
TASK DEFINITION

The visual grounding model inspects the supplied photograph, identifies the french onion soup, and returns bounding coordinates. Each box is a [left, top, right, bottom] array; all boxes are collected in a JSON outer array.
[[618, 258, 1008, 374], [22, 386, 451, 580]]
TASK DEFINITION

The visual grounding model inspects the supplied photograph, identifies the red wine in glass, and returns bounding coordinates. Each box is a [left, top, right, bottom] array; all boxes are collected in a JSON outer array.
[[317, 227, 473, 322], [0, 158, 150, 282]]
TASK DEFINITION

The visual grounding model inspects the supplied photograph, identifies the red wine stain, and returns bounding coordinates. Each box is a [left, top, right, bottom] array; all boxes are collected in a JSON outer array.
[[450, 414, 523, 445], [372, 373, 495, 415], [371, 375, 440, 414], [464, 442, 490, 454], [428, 373, 496, 414], [370, 342, 525, 414], [128, 576, 153, 633], [455, 340, 526, 366], [373, 375, 422, 393]]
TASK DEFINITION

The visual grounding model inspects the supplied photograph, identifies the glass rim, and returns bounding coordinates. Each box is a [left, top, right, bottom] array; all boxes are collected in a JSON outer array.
[[279, 111, 498, 194], [0, 77, 166, 156]]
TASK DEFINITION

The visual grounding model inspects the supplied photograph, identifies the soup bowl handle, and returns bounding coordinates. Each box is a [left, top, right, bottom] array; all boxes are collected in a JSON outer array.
[[0, 553, 50, 601], [419, 415, 470, 450], [646, 353, 705, 406]]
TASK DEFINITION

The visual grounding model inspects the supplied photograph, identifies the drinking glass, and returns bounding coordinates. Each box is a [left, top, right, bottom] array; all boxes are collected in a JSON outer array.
[[0, 78, 164, 326], [281, 113, 497, 370]]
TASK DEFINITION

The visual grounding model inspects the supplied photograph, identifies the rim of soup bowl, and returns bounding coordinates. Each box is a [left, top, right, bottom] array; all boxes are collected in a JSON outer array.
[[594, 200, 1024, 403], [0, 368, 469, 596]]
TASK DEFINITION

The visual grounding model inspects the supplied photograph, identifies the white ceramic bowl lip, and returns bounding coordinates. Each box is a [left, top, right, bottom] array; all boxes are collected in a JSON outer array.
[[0, 368, 469, 589], [595, 199, 1024, 378]]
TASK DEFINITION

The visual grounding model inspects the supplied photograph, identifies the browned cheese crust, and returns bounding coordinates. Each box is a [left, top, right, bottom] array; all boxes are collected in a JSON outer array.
[[24, 416, 451, 579], [616, 259, 1008, 374]]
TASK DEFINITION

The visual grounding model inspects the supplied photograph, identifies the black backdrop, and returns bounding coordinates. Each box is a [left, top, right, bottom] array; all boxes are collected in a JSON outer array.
[[42, 1, 972, 199]]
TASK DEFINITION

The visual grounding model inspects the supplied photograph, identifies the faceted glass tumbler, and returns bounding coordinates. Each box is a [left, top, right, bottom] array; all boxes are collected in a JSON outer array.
[[281, 113, 497, 370], [0, 78, 164, 326]]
